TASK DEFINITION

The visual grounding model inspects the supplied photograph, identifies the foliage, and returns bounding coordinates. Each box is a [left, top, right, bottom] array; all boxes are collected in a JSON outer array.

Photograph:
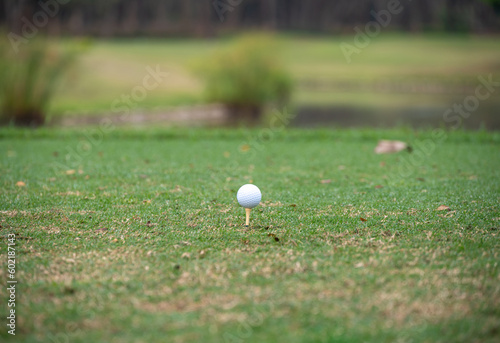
[[2, 0, 499, 36], [194, 34, 293, 114], [482, 0, 500, 9], [0, 37, 83, 126]]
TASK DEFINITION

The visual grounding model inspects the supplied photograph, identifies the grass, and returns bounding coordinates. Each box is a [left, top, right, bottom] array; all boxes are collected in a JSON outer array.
[[1, 127, 499, 342], [51, 34, 500, 116]]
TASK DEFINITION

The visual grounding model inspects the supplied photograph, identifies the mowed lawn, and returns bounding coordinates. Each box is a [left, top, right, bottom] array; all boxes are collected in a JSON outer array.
[[1, 128, 499, 342]]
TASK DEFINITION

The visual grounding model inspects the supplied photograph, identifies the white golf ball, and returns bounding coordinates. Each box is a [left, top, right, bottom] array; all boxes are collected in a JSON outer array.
[[237, 184, 262, 208]]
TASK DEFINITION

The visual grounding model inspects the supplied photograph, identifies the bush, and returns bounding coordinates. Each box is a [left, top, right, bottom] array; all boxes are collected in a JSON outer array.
[[0, 37, 81, 126], [195, 33, 293, 124]]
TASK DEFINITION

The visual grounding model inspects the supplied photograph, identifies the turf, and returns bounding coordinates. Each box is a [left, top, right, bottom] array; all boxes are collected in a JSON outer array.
[[1, 127, 499, 342]]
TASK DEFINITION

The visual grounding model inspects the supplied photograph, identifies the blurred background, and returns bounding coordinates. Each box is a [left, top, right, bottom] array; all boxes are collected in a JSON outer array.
[[1, 0, 499, 129]]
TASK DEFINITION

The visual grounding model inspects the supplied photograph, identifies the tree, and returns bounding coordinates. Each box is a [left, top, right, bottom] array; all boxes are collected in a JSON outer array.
[[194, 34, 293, 124]]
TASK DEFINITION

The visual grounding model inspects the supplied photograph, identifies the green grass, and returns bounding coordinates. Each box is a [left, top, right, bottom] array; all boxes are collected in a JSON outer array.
[[1, 127, 499, 342], [51, 34, 500, 116]]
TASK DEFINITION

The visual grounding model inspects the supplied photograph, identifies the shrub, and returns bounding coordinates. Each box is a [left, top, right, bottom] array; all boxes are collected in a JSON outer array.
[[0, 37, 81, 126], [195, 33, 293, 124]]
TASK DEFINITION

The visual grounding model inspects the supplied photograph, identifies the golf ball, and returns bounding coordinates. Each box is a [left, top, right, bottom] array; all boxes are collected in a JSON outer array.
[[237, 184, 262, 208]]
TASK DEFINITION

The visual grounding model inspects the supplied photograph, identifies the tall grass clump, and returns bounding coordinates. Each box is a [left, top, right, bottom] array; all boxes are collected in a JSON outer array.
[[0, 37, 81, 126], [194, 33, 293, 125]]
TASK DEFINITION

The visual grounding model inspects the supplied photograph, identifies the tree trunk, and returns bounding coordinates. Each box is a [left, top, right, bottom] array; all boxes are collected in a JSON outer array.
[[11, 109, 45, 127], [226, 104, 262, 126]]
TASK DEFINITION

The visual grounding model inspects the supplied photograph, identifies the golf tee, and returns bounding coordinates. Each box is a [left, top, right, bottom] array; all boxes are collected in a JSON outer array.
[[245, 208, 251, 227]]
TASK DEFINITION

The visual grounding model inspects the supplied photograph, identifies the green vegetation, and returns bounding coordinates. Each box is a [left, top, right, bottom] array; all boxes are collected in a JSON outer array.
[[1, 127, 499, 342], [49, 34, 500, 119], [194, 34, 292, 123], [0, 38, 81, 126]]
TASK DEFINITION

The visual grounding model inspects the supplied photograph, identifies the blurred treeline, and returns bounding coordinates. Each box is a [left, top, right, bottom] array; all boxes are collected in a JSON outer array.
[[2, 0, 500, 37]]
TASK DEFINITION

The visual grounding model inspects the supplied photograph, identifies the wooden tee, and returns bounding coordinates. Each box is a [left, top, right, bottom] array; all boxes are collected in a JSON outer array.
[[245, 208, 251, 227]]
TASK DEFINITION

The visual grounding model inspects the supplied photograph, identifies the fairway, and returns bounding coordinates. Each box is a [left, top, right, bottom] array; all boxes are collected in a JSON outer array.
[[1, 128, 499, 342], [52, 34, 500, 118]]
